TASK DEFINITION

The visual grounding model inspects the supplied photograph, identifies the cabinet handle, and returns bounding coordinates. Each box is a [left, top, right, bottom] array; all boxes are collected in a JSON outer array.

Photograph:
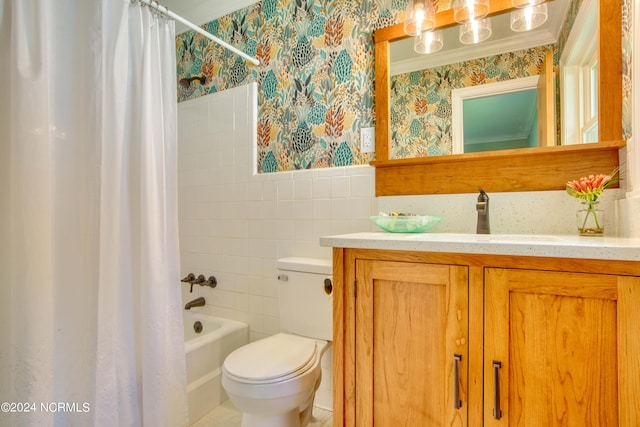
[[492, 361, 502, 420], [453, 354, 462, 409]]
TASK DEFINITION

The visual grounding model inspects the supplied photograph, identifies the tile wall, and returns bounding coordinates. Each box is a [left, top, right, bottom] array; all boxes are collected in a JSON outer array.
[[177, 83, 378, 409]]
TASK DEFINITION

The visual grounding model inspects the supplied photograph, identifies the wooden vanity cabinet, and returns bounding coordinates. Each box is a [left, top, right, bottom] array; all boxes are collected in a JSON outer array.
[[354, 259, 469, 426], [484, 268, 640, 426], [332, 248, 640, 427]]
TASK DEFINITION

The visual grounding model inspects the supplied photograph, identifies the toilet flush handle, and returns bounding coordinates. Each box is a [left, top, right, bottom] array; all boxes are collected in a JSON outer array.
[[323, 278, 333, 296]]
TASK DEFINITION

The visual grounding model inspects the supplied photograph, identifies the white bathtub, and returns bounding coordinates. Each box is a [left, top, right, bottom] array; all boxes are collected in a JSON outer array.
[[184, 311, 248, 423]]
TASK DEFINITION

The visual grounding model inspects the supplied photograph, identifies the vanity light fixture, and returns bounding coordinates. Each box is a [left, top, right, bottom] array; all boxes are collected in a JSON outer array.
[[459, 17, 492, 44], [414, 30, 444, 54], [452, 0, 490, 23], [510, 3, 548, 31], [404, 0, 436, 37], [452, 0, 492, 45], [404, 0, 494, 49]]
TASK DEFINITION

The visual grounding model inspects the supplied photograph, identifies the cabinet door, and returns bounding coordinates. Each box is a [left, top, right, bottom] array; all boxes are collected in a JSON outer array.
[[485, 268, 640, 426], [355, 260, 468, 427]]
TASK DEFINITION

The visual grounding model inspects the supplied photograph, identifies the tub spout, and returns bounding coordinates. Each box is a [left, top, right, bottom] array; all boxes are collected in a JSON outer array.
[[184, 297, 205, 310]]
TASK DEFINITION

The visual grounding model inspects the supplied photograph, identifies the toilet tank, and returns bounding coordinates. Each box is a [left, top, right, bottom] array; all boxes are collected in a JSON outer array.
[[277, 257, 332, 341]]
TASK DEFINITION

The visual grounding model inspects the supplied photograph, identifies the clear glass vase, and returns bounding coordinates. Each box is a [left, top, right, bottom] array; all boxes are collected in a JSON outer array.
[[576, 202, 604, 236]]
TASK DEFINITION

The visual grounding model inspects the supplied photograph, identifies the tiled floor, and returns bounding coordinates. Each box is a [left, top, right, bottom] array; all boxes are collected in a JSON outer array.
[[191, 400, 332, 427]]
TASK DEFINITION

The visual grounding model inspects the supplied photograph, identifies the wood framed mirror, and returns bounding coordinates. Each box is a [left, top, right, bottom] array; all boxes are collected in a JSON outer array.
[[372, 0, 624, 196]]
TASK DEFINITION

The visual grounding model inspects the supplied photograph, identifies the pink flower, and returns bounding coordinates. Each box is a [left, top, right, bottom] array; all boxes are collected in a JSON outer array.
[[566, 168, 619, 203]]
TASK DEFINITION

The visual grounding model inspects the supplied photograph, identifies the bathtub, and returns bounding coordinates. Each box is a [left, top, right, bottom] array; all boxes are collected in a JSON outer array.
[[184, 311, 248, 423]]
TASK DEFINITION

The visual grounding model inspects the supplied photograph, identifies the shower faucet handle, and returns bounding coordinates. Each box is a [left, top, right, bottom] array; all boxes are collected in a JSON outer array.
[[181, 273, 197, 293], [181, 273, 196, 283], [182, 273, 217, 291], [205, 276, 217, 288]]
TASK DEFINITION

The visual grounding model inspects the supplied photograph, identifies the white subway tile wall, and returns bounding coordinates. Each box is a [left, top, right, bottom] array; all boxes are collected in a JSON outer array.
[[177, 83, 377, 410]]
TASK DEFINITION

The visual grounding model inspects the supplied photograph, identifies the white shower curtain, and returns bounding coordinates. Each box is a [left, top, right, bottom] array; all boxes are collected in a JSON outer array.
[[0, 0, 188, 426]]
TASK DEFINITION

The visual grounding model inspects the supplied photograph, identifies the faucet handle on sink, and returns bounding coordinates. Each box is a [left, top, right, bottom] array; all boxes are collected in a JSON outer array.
[[476, 189, 490, 234]]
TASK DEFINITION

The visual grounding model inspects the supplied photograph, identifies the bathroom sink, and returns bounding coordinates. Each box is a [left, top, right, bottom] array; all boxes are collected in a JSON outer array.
[[405, 233, 476, 241], [486, 234, 564, 243], [405, 233, 564, 244]]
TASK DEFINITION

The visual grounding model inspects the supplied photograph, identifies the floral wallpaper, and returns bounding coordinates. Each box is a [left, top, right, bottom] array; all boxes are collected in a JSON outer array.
[[176, 0, 632, 172], [176, 0, 411, 172]]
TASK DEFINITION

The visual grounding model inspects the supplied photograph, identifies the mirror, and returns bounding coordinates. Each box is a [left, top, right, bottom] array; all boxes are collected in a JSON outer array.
[[372, 0, 624, 196], [389, 0, 571, 156]]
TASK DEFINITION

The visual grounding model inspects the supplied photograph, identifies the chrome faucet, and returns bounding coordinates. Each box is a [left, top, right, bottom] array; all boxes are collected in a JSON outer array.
[[476, 189, 490, 234], [184, 296, 205, 310]]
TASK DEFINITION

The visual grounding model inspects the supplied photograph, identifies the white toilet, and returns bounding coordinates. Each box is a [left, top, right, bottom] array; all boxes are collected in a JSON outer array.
[[222, 257, 333, 427]]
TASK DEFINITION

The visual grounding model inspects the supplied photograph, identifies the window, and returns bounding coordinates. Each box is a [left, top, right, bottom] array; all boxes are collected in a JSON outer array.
[[581, 50, 598, 142], [560, 0, 598, 145]]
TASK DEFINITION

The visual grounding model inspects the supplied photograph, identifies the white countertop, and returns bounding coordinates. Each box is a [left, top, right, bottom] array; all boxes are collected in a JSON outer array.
[[320, 232, 640, 262]]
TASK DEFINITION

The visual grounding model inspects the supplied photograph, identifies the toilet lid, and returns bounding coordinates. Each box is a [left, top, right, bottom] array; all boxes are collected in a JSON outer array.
[[224, 333, 317, 381]]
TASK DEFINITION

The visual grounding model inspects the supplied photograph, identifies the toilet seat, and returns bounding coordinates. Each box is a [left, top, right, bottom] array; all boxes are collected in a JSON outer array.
[[223, 333, 318, 384]]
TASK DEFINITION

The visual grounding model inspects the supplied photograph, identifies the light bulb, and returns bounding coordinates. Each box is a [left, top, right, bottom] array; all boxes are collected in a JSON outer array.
[[414, 30, 444, 54], [459, 18, 492, 44], [510, 3, 548, 32], [404, 0, 436, 36], [453, 0, 490, 23]]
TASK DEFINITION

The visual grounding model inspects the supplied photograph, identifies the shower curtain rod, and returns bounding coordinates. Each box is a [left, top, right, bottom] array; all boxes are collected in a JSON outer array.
[[139, 0, 260, 66]]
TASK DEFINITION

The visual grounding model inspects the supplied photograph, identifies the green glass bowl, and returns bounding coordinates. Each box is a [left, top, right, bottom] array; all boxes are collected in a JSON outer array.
[[370, 215, 442, 233]]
